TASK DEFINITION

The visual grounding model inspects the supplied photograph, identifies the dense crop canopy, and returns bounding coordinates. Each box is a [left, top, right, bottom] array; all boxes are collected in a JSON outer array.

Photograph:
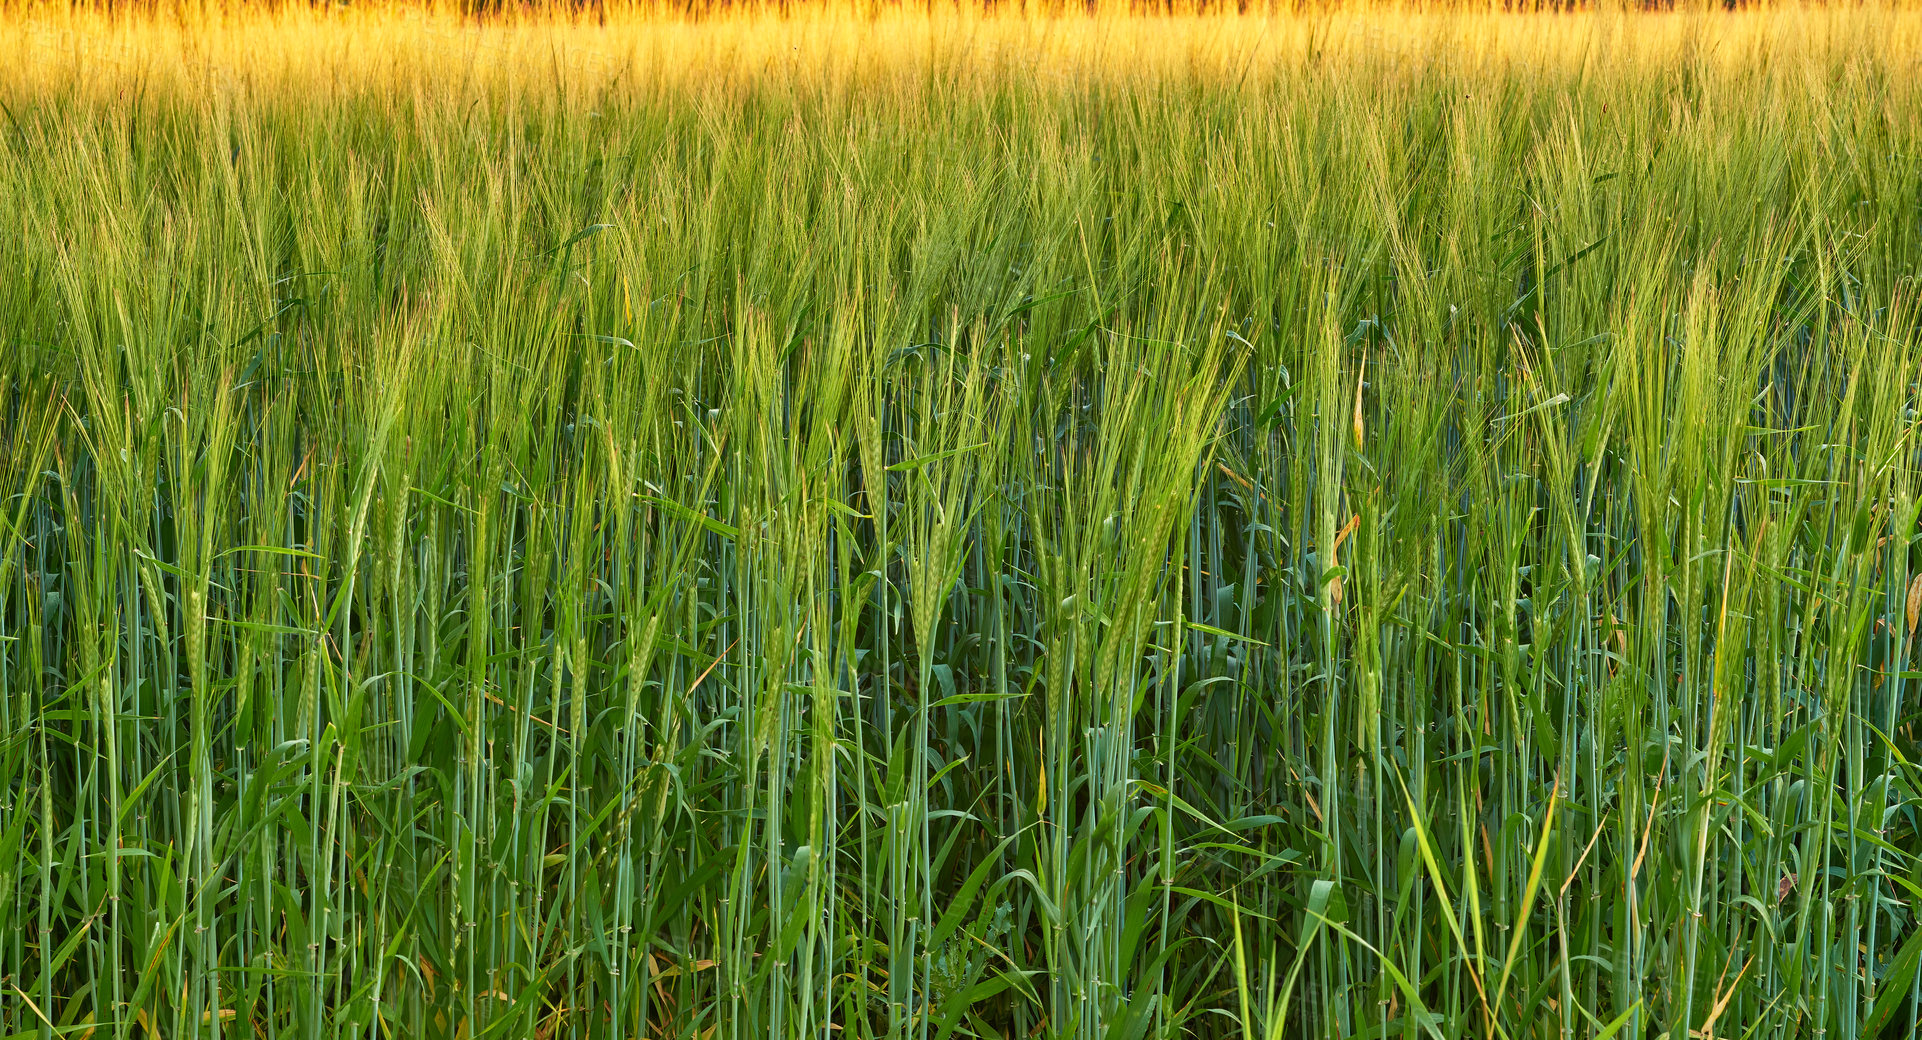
[[4, 4, 1922, 1038]]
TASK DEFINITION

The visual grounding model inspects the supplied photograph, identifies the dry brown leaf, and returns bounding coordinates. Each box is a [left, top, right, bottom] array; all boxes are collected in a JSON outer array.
[[1351, 364, 1366, 448], [1906, 573, 1921, 636]]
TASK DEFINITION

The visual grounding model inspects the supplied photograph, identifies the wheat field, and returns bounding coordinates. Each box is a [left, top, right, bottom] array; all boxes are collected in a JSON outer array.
[[4, 2, 1922, 1038]]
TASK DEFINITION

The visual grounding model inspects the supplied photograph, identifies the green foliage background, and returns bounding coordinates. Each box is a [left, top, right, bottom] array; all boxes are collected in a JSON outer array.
[[5, 7, 1922, 1038]]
